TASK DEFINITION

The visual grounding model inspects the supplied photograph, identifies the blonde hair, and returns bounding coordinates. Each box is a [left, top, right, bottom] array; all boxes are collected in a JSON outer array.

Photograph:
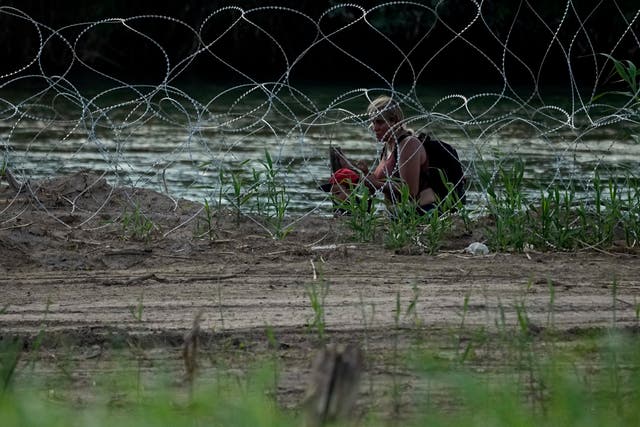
[[367, 95, 404, 124]]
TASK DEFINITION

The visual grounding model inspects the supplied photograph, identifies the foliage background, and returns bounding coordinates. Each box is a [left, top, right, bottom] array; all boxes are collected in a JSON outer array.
[[2, 0, 638, 86]]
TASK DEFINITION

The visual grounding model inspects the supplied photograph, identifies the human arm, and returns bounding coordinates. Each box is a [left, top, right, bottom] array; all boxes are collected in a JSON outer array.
[[362, 160, 399, 198], [363, 136, 424, 198], [330, 146, 369, 175], [396, 135, 424, 198]]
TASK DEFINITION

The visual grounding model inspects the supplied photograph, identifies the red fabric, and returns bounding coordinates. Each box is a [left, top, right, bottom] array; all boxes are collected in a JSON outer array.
[[329, 168, 359, 185]]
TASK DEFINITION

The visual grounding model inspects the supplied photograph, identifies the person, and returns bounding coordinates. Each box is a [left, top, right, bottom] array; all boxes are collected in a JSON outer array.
[[324, 95, 437, 213]]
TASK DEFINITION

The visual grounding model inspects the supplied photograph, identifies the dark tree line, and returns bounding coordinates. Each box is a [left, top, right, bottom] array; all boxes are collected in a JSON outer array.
[[1, 0, 638, 86]]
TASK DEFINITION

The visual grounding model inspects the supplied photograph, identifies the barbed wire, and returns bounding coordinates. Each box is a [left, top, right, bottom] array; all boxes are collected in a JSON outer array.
[[1, 2, 639, 237]]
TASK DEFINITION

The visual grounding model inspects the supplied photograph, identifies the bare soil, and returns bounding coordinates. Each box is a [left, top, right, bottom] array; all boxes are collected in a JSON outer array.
[[1, 170, 639, 411]]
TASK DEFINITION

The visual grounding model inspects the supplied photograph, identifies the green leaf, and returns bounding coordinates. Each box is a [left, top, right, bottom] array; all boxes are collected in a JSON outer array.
[[264, 149, 273, 170], [613, 59, 629, 82], [591, 90, 634, 102]]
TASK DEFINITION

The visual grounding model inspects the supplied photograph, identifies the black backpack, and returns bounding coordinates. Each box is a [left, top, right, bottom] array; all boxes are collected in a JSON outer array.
[[414, 133, 467, 205]]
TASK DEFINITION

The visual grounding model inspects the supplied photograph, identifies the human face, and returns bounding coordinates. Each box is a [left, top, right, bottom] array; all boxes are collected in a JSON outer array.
[[371, 116, 395, 142]]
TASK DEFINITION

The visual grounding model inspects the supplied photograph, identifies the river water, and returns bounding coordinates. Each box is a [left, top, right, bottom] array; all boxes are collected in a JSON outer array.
[[2, 83, 639, 215]]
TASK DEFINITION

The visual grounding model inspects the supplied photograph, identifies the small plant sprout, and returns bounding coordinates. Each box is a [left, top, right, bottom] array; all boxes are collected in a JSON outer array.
[[335, 183, 379, 242], [196, 198, 217, 240], [483, 159, 530, 251], [384, 183, 426, 249], [252, 149, 293, 239], [597, 55, 639, 103], [414, 175, 461, 254], [129, 292, 144, 323], [224, 160, 257, 225], [419, 206, 452, 255], [306, 259, 329, 344], [121, 204, 156, 241], [264, 325, 280, 398]]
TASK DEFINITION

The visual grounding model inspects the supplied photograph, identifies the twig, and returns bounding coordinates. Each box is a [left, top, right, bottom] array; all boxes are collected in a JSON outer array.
[[575, 238, 618, 256], [61, 195, 77, 214], [615, 298, 634, 307], [0, 222, 33, 232], [3, 168, 22, 193], [264, 250, 290, 256]]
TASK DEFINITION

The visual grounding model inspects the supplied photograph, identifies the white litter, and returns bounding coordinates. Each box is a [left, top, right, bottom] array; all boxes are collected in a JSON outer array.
[[310, 244, 356, 251], [465, 242, 489, 255], [310, 244, 338, 251]]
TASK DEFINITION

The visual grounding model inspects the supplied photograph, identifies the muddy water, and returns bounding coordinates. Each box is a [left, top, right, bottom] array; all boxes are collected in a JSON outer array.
[[2, 85, 639, 214]]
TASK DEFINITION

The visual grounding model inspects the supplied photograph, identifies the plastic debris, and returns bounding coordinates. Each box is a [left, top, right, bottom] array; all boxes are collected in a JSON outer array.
[[465, 242, 489, 255]]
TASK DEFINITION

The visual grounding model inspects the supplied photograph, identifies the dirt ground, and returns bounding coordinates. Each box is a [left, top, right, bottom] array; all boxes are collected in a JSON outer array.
[[1, 170, 640, 412]]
